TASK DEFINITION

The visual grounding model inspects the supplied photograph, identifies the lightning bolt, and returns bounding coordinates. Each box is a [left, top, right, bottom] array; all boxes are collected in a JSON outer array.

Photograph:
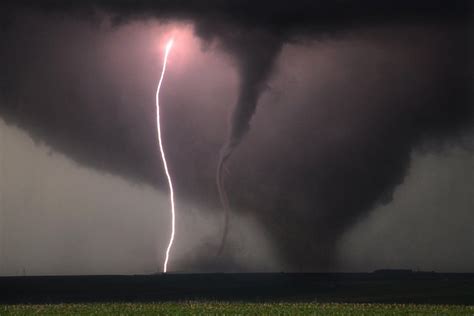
[[156, 39, 175, 273]]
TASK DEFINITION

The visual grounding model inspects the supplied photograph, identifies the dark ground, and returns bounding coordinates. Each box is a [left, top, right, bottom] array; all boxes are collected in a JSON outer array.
[[1, 271, 473, 305]]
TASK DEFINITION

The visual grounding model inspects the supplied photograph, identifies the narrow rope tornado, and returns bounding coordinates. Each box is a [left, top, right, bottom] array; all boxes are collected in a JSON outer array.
[[156, 39, 175, 273]]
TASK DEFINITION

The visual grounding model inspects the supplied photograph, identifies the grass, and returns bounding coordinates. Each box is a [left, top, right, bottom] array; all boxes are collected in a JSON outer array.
[[1, 302, 473, 315]]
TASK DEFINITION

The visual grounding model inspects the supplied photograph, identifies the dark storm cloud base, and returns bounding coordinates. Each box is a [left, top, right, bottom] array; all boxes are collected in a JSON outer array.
[[1, 272, 474, 305], [1, 0, 472, 271]]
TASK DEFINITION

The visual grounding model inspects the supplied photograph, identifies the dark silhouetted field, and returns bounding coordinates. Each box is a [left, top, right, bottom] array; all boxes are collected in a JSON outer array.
[[1, 272, 473, 305]]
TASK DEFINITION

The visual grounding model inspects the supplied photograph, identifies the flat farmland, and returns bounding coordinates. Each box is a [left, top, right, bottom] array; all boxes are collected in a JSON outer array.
[[2, 302, 474, 315]]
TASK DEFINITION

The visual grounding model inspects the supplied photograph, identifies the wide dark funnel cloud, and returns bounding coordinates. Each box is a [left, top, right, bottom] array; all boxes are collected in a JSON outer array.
[[1, 0, 472, 270]]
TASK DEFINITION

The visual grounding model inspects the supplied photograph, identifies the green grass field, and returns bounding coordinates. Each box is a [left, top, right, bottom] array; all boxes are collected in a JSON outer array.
[[1, 302, 473, 315]]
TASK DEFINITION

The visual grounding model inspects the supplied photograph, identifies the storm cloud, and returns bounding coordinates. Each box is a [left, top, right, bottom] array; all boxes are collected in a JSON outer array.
[[0, 1, 472, 271]]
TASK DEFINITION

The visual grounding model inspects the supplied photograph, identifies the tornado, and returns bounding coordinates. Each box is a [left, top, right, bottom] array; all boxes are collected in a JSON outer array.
[[216, 33, 282, 254]]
